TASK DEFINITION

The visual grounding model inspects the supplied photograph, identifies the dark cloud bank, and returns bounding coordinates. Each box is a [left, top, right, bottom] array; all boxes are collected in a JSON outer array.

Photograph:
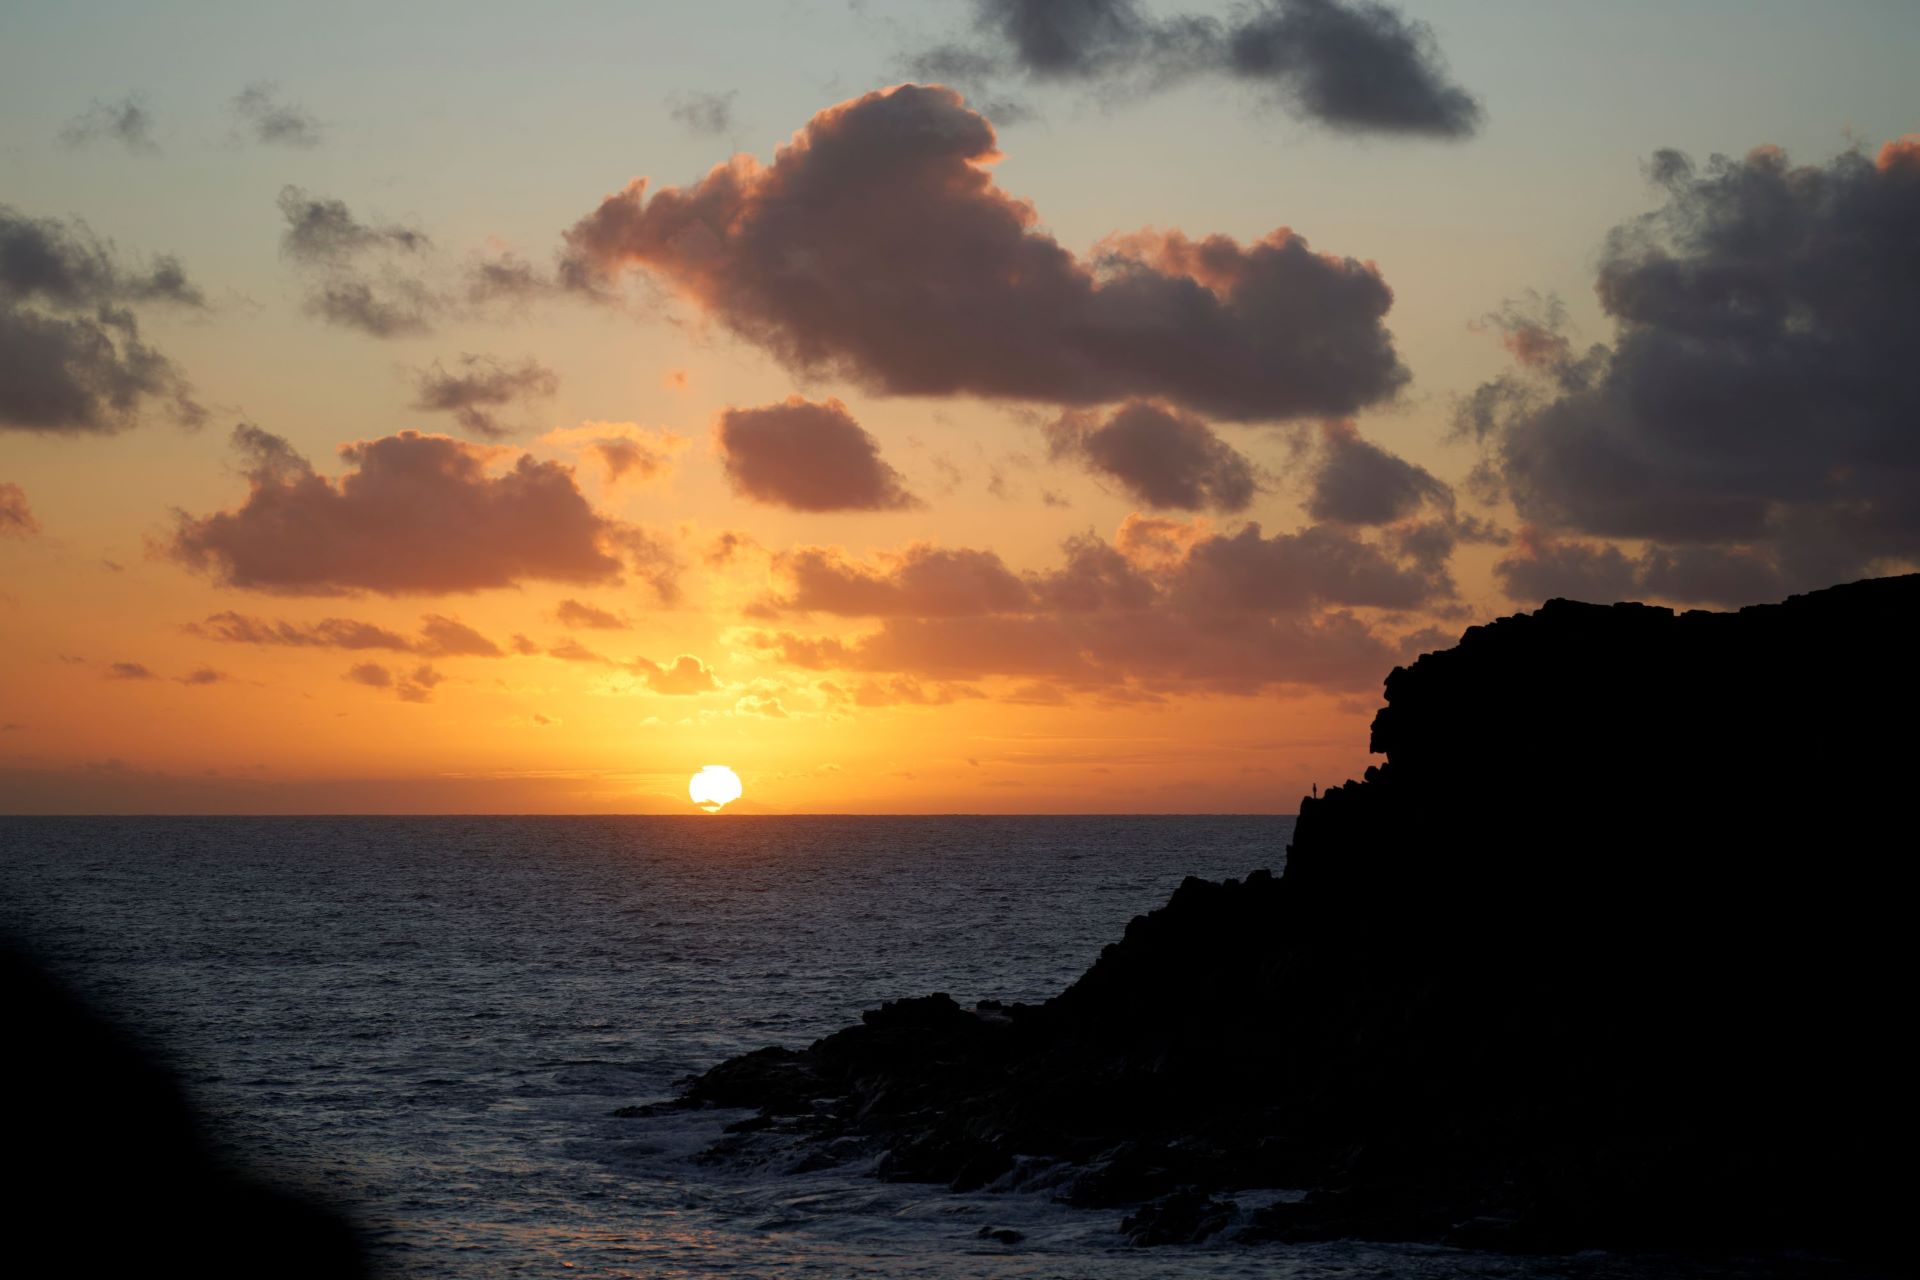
[[1466, 138, 1920, 605], [910, 0, 1481, 137]]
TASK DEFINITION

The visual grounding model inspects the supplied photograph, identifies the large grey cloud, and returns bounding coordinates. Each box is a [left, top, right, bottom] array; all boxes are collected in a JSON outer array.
[[564, 84, 1405, 422], [1, 205, 205, 434], [169, 424, 673, 596], [1463, 138, 1920, 604], [718, 396, 921, 512], [1047, 400, 1260, 512], [910, 0, 1480, 137]]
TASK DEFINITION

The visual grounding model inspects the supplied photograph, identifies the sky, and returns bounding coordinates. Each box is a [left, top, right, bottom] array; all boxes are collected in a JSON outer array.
[[2, 0, 1915, 814]]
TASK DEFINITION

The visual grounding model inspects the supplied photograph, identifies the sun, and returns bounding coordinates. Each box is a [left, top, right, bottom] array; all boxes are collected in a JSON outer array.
[[689, 764, 744, 813]]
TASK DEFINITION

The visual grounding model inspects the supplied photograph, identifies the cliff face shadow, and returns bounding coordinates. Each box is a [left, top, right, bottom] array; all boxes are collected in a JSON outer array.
[[0, 943, 370, 1278], [647, 575, 1916, 1256]]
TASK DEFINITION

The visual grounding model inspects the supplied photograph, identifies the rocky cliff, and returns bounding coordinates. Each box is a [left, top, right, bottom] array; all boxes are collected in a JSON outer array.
[[644, 575, 1915, 1254]]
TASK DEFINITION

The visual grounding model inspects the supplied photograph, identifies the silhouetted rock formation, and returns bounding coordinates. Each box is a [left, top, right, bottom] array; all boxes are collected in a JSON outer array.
[[648, 576, 1915, 1255], [0, 945, 370, 1278]]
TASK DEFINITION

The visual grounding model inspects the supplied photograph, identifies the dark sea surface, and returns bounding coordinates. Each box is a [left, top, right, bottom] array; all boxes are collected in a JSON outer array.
[[0, 817, 1860, 1279]]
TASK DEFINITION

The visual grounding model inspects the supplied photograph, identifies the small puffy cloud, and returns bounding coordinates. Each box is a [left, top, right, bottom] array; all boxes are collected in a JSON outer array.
[[1305, 419, 1451, 525], [667, 90, 737, 137], [175, 667, 228, 685], [1461, 139, 1920, 598], [542, 422, 686, 487], [231, 82, 323, 148], [106, 661, 156, 680], [735, 693, 787, 718], [2, 205, 205, 434], [169, 425, 656, 596], [554, 598, 626, 630], [344, 661, 391, 688], [908, 0, 1480, 138], [633, 654, 719, 695], [277, 186, 434, 337], [410, 354, 559, 439], [1047, 400, 1259, 512], [344, 661, 442, 701], [718, 396, 920, 512], [564, 85, 1404, 422], [1, 483, 39, 536], [416, 615, 503, 657], [60, 95, 158, 152]]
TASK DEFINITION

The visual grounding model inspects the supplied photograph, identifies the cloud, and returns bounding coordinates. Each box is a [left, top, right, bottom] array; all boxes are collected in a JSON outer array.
[[554, 598, 626, 630], [169, 425, 665, 596], [564, 84, 1404, 421], [410, 354, 559, 439], [276, 186, 435, 337], [344, 660, 442, 702], [60, 95, 158, 152], [1305, 419, 1451, 525], [745, 515, 1451, 696], [667, 90, 738, 136], [1223, 0, 1482, 136], [775, 544, 1033, 616], [231, 83, 323, 148], [734, 693, 787, 718], [1460, 139, 1920, 600], [1, 483, 39, 536], [633, 654, 719, 694], [718, 396, 921, 512], [2, 205, 205, 434], [175, 667, 228, 685], [540, 422, 686, 489], [907, 0, 1480, 137], [1047, 400, 1259, 512], [821, 676, 987, 707], [106, 661, 155, 680], [1493, 528, 1787, 609]]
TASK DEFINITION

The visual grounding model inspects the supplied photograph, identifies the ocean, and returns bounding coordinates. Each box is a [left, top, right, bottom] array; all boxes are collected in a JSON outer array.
[[0, 817, 1856, 1279]]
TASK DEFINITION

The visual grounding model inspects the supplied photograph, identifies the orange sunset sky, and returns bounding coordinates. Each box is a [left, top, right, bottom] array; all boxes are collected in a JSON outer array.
[[3, 2, 1916, 812]]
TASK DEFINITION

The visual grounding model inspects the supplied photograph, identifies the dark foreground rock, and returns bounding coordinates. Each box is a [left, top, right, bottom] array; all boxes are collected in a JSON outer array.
[[642, 576, 1916, 1256]]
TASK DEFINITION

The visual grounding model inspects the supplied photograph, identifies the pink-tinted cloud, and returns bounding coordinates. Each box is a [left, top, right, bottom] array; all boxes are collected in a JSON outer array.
[[745, 516, 1451, 694], [171, 425, 665, 596], [1047, 400, 1259, 512], [344, 660, 443, 702], [718, 396, 920, 512], [565, 84, 1404, 421], [633, 653, 718, 694], [189, 610, 502, 656], [555, 598, 627, 630], [0, 482, 38, 536]]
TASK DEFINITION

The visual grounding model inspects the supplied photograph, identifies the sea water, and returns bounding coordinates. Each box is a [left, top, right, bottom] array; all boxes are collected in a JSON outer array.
[[0, 817, 1857, 1279]]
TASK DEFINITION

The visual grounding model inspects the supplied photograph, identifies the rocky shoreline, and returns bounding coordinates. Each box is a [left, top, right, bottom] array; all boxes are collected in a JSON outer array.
[[628, 577, 1913, 1256]]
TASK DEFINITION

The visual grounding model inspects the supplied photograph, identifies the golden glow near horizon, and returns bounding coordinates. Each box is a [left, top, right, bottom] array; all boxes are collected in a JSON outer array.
[[689, 765, 744, 813]]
